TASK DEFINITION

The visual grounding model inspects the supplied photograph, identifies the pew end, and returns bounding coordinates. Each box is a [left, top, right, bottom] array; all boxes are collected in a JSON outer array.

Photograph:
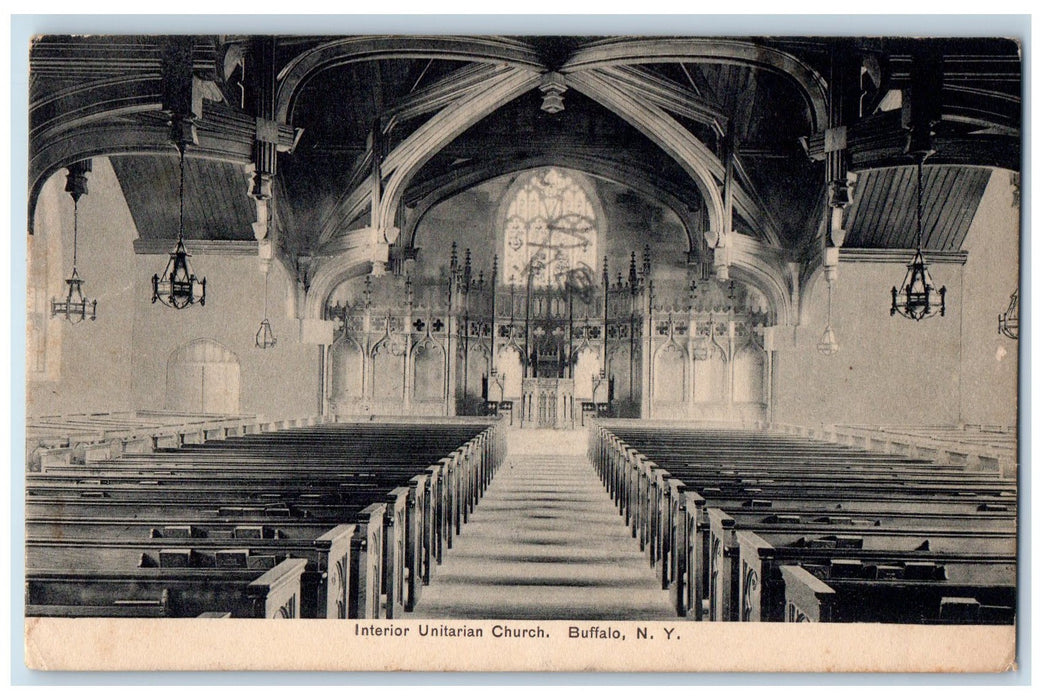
[[779, 565, 836, 622]]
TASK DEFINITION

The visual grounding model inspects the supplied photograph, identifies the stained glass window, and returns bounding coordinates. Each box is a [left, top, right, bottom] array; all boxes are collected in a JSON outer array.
[[502, 169, 598, 291]]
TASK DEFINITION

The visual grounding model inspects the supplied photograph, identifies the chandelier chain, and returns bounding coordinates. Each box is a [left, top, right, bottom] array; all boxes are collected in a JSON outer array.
[[72, 199, 79, 270], [263, 268, 269, 318], [916, 157, 925, 252], [177, 143, 186, 244]]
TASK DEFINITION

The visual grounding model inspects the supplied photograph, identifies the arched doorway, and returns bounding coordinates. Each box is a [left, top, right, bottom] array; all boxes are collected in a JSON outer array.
[[166, 338, 241, 414]]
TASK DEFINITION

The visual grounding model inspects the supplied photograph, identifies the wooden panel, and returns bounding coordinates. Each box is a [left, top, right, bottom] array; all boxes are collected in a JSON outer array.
[[845, 165, 991, 251], [110, 155, 255, 242]]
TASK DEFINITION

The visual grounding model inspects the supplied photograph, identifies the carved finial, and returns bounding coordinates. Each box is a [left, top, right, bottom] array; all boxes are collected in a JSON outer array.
[[363, 275, 372, 308], [539, 72, 567, 114], [642, 244, 652, 277], [629, 251, 638, 288], [603, 255, 609, 284], [450, 241, 459, 272], [405, 273, 413, 306]]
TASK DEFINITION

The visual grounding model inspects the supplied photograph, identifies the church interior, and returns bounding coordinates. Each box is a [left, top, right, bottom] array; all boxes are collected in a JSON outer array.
[[25, 35, 1020, 625]]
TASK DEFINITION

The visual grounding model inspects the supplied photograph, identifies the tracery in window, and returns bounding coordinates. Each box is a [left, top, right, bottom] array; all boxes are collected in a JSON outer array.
[[501, 169, 599, 291]]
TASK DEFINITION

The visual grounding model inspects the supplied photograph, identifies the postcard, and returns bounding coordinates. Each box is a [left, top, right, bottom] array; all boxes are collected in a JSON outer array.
[[22, 29, 1021, 674]]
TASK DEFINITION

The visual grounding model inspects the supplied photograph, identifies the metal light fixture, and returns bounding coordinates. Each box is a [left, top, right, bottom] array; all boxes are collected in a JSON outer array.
[[999, 288, 1018, 340], [890, 156, 945, 320], [255, 267, 277, 349], [152, 141, 206, 309], [817, 279, 839, 356], [51, 162, 97, 323]]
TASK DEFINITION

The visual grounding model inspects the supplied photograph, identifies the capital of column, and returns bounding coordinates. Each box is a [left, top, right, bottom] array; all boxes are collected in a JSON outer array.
[[708, 230, 733, 280]]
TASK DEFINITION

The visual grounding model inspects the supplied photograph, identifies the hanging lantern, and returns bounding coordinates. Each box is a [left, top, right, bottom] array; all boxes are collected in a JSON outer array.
[[817, 325, 839, 356], [51, 161, 97, 324], [255, 267, 277, 349], [255, 319, 277, 349], [152, 141, 206, 309], [890, 248, 946, 320], [890, 157, 946, 320], [51, 270, 96, 324], [817, 278, 839, 356], [998, 289, 1018, 340]]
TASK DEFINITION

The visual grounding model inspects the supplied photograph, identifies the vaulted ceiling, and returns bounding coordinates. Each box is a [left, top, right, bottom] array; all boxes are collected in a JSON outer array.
[[28, 34, 1021, 293]]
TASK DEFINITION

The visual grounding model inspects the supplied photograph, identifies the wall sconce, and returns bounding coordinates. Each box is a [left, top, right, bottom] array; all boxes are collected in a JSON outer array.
[[998, 289, 1018, 340]]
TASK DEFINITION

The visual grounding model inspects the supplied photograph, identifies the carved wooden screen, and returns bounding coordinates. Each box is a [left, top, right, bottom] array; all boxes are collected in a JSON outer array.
[[497, 346, 524, 399], [654, 342, 687, 405], [372, 341, 405, 401], [694, 344, 728, 404], [412, 339, 445, 401], [330, 336, 363, 399], [732, 344, 765, 404]]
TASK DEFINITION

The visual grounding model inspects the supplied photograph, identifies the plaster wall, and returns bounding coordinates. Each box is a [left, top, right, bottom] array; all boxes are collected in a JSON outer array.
[[27, 158, 320, 421]]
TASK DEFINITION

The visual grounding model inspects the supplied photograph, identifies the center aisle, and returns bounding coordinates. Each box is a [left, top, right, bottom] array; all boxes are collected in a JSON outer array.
[[405, 428, 676, 620]]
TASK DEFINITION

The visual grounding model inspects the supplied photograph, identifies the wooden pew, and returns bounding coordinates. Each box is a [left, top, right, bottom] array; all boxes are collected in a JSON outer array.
[[29, 446, 482, 614], [26, 520, 363, 620], [588, 424, 1017, 624], [710, 509, 1016, 623], [26, 558, 309, 618], [777, 563, 1016, 624], [26, 480, 400, 618], [26, 419, 507, 619]]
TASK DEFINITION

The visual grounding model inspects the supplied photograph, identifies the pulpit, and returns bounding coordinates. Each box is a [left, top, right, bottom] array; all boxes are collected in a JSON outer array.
[[521, 378, 575, 429]]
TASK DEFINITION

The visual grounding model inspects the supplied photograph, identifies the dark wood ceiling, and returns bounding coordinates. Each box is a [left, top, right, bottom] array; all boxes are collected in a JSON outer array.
[[29, 34, 1022, 264], [110, 155, 256, 241], [843, 165, 993, 251]]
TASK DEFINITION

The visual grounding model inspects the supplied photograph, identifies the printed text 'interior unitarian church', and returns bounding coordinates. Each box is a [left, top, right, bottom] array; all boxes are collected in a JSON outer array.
[[25, 35, 1020, 629]]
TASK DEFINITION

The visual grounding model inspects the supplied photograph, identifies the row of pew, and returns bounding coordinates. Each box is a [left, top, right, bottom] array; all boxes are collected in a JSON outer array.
[[770, 422, 1016, 477], [26, 410, 274, 472], [589, 422, 1017, 624], [26, 420, 506, 619]]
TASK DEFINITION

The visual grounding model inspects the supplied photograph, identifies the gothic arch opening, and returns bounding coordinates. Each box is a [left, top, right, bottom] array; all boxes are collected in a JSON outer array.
[[166, 339, 241, 415]]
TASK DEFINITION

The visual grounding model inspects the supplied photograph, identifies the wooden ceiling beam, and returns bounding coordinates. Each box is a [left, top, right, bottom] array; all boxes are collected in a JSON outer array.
[[29, 36, 217, 78], [597, 65, 728, 134], [581, 67, 782, 246], [275, 35, 546, 123], [382, 63, 517, 131], [313, 66, 541, 247], [803, 110, 1019, 171], [27, 100, 297, 235], [561, 37, 828, 133]]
